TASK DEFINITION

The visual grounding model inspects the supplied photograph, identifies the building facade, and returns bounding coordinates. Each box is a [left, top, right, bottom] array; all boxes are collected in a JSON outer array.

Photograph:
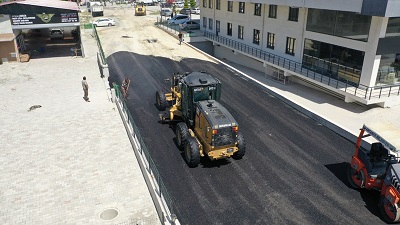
[[200, 0, 400, 106]]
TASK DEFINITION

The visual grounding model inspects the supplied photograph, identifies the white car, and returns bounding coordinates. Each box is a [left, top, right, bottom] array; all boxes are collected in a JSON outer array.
[[160, 8, 172, 17], [175, 1, 184, 7], [49, 29, 64, 39], [190, 8, 200, 14], [167, 15, 189, 25], [179, 20, 200, 30], [93, 18, 116, 27]]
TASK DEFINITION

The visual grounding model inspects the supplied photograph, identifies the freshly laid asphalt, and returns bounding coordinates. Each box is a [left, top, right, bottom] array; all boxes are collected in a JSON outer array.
[[1, 9, 400, 225], [106, 51, 396, 224]]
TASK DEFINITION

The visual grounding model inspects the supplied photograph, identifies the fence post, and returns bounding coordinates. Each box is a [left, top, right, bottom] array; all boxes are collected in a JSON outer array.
[[111, 88, 116, 103]]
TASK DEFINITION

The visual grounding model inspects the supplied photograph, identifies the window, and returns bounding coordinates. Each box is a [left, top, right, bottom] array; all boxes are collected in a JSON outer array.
[[267, 32, 275, 49], [208, 0, 213, 8], [288, 7, 299, 22], [227, 1, 233, 12], [254, 3, 261, 16], [386, 17, 400, 37], [286, 37, 295, 55], [306, 9, 371, 41], [238, 25, 244, 39], [203, 0, 206, 8], [227, 23, 232, 36], [209, 18, 213, 30], [239, 2, 245, 13], [253, 29, 260, 45], [216, 20, 220, 34], [303, 38, 364, 84], [269, 5, 277, 18], [203, 17, 207, 28], [216, 0, 220, 10]]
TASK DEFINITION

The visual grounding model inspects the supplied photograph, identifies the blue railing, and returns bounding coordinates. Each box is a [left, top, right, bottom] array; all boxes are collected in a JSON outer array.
[[204, 31, 400, 101]]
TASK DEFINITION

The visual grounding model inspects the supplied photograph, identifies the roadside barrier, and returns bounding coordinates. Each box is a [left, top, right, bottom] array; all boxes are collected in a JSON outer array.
[[93, 25, 107, 65], [93, 25, 109, 78], [112, 83, 179, 225]]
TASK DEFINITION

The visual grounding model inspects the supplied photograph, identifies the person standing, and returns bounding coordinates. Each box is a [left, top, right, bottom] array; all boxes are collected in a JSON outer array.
[[121, 77, 131, 99], [82, 76, 90, 102], [178, 32, 183, 45]]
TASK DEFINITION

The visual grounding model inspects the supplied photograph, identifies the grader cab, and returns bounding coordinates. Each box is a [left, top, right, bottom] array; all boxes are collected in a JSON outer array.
[[156, 72, 245, 167]]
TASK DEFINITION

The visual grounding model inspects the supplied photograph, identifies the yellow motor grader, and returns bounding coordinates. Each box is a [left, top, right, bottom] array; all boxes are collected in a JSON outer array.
[[156, 72, 246, 167], [135, 3, 146, 16]]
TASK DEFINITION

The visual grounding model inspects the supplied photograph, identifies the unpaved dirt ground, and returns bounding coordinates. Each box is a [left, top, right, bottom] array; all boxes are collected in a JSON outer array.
[[96, 5, 208, 62]]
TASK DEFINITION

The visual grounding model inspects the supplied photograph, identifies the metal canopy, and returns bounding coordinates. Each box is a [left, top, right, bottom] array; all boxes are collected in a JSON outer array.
[[0, 0, 79, 14], [364, 123, 400, 153], [0, 0, 80, 29]]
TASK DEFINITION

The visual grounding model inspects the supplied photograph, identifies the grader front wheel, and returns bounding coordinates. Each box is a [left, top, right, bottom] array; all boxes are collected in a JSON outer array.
[[156, 90, 167, 111], [176, 122, 189, 150]]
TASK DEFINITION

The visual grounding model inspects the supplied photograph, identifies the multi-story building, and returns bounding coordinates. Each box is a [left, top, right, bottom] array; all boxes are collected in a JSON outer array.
[[200, 0, 400, 107]]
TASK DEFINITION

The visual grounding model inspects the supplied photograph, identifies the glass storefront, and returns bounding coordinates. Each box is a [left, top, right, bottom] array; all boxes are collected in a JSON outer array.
[[386, 17, 400, 37], [377, 53, 400, 85], [302, 39, 364, 85], [306, 9, 371, 42]]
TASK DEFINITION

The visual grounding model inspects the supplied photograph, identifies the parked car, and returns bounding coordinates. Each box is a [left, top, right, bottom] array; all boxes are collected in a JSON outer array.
[[167, 14, 189, 24], [49, 29, 64, 39], [179, 20, 200, 30], [179, 8, 190, 15], [160, 8, 172, 16], [175, 1, 184, 7], [92, 18, 116, 27], [190, 8, 200, 14]]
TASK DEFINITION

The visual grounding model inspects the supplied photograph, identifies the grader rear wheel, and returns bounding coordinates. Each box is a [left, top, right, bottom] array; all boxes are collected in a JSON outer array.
[[184, 137, 200, 167], [232, 132, 246, 160]]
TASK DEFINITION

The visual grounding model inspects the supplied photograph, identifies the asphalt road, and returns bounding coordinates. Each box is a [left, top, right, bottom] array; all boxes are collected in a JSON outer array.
[[100, 6, 387, 225], [106, 51, 387, 225]]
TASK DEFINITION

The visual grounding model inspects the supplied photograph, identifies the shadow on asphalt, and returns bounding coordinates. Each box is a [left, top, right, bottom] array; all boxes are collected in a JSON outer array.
[[325, 162, 383, 222]]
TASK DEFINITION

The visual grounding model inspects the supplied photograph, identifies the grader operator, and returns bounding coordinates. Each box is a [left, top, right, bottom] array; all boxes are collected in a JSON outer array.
[[156, 72, 246, 167]]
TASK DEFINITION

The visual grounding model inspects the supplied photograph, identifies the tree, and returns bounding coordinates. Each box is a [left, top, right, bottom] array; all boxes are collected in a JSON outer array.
[[184, 0, 189, 9], [189, 0, 196, 8]]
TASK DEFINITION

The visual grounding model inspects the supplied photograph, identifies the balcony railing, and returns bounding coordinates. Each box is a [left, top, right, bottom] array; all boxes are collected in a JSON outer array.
[[204, 31, 400, 101]]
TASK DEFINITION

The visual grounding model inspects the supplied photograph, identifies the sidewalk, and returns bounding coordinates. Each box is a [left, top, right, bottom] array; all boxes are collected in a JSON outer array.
[[0, 30, 160, 224], [218, 59, 400, 140]]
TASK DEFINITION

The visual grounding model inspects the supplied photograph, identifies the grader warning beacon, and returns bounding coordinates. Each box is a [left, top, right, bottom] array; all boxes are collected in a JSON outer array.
[[156, 72, 246, 167]]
